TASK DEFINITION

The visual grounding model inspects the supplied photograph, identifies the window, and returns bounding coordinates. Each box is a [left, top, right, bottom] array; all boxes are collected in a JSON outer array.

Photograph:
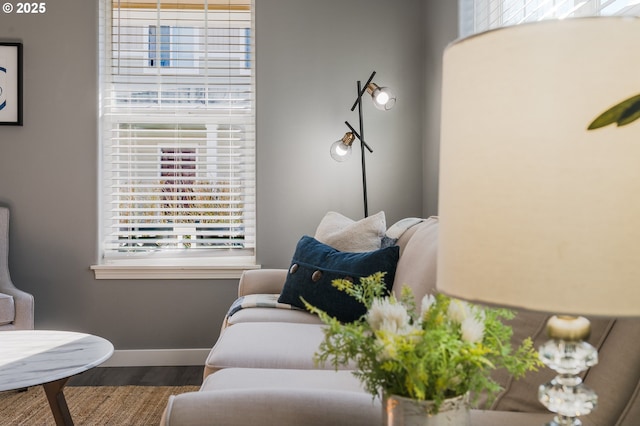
[[95, 0, 256, 279], [148, 25, 170, 67], [460, 0, 640, 37]]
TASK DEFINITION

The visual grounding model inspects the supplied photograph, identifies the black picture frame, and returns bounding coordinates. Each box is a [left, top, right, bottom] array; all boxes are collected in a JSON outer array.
[[0, 42, 23, 126]]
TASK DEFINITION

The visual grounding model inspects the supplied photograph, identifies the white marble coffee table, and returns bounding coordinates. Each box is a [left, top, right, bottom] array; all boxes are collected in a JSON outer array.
[[0, 330, 114, 425]]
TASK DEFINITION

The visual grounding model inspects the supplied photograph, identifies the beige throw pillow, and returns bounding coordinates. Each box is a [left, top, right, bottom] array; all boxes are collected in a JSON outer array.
[[314, 211, 386, 252]]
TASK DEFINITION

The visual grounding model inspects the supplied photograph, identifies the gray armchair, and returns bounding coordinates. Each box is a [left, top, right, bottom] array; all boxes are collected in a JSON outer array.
[[0, 207, 34, 330]]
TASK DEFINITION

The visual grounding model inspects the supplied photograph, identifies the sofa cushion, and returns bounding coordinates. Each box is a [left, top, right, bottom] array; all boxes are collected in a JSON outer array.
[[0, 292, 15, 326], [164, 386, 380, 426], [391, 217, 439, 303], [314, 211, 386, 252], [203, 322, 355, 378], [202, 368, 366, 393], [278, 236, 399, 323]]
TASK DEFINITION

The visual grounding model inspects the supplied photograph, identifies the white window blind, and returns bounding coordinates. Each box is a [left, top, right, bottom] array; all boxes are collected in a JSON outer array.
[[99, 0, 255, 262], [460, 0, 640, 37]]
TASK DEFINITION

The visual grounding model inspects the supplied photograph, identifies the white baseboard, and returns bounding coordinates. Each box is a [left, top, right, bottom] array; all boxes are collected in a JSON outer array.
[[101, 348, 210, 367]]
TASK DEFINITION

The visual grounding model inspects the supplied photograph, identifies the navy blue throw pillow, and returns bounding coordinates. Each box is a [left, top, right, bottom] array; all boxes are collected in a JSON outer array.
[[278, 236, 400, 323]]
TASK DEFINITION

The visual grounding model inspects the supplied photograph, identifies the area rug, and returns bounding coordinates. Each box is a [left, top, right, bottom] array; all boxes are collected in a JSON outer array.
[[0, 385, 199, 425]]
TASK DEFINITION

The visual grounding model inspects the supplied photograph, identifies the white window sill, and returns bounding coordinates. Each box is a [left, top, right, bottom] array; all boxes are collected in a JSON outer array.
[[91, 258, 260, 280]]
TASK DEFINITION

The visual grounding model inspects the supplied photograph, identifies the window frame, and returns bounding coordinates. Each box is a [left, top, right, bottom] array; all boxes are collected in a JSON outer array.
[[93, 0, 258, 279]]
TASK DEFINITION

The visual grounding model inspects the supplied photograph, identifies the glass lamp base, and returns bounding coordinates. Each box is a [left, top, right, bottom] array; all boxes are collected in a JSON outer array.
[[538, 316, 598, 426], [544, 415, 584, 426]]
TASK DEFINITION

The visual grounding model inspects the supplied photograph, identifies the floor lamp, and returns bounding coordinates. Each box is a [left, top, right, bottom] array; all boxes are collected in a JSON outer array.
[[438, 17, 640, 426], [330, 71, 396, 218]]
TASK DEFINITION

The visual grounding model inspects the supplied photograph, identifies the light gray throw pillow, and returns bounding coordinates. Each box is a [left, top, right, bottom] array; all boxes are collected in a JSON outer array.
[[314, 211, 386, 252]]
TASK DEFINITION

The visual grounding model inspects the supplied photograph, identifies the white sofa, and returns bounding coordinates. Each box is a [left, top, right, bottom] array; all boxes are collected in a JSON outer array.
[[162, 216, 640, 426]]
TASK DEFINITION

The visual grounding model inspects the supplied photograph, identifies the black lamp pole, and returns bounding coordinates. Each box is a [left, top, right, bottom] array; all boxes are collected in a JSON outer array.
[[346, 71, 377, 218]]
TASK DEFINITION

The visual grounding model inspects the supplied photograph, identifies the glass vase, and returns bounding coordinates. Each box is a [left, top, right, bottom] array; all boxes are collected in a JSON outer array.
[[383, 393, 470, 426]]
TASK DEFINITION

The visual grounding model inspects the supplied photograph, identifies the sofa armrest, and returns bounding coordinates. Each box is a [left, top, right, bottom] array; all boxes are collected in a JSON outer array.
[[237, 269, 288, 297]]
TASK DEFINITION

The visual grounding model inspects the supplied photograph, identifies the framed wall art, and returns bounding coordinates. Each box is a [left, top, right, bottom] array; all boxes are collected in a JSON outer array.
[[0, 42, 23, 126]]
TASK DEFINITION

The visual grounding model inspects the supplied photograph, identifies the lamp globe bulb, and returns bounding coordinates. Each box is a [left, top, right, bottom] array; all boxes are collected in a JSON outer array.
[[372, 86, 396, 111], [330, 140, 352, 162]]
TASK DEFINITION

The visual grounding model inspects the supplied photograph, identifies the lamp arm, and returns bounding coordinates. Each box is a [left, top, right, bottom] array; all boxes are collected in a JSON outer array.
[[350, 71, 377, 112], [345, 121, 373, 153]]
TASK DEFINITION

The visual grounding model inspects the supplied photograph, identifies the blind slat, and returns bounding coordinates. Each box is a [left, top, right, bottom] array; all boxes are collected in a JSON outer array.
[[460, 0, 640, 37], [100, 0, 255, 256]]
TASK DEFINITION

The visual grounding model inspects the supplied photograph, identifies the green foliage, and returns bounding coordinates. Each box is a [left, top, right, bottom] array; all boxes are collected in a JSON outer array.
[[305, 273, 542, 414], [588, 93, 640, 130]]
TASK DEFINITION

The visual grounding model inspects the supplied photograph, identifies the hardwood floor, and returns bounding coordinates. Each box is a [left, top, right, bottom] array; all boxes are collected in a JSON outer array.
[[67, 366, 203, 387]]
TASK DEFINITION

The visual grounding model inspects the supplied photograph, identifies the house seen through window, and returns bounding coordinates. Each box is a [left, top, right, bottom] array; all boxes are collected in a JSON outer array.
[[98, 0, 255, 269]]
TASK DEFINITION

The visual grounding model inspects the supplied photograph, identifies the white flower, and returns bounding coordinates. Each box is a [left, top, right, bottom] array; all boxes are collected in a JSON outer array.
[[447, 298, 486, 343], [447, 299, 474, 324], [367, 299, 421, 361], [461, 316, 485, 343], [367, 298, 413, 335], [420, 294, 436, 316]]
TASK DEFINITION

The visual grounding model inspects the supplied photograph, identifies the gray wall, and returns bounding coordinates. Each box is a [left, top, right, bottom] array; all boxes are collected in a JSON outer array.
[[0, 0, 457, 352], [423, 0, 459, 215], [256, 0, 427, 267]]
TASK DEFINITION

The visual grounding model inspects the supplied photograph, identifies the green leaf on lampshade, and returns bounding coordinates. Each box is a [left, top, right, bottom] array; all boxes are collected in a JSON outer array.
[[588, 94, 640, 130]]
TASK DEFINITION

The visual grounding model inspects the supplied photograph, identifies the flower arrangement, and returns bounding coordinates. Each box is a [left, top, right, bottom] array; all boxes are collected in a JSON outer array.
[[304, 272, 542, 413]]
